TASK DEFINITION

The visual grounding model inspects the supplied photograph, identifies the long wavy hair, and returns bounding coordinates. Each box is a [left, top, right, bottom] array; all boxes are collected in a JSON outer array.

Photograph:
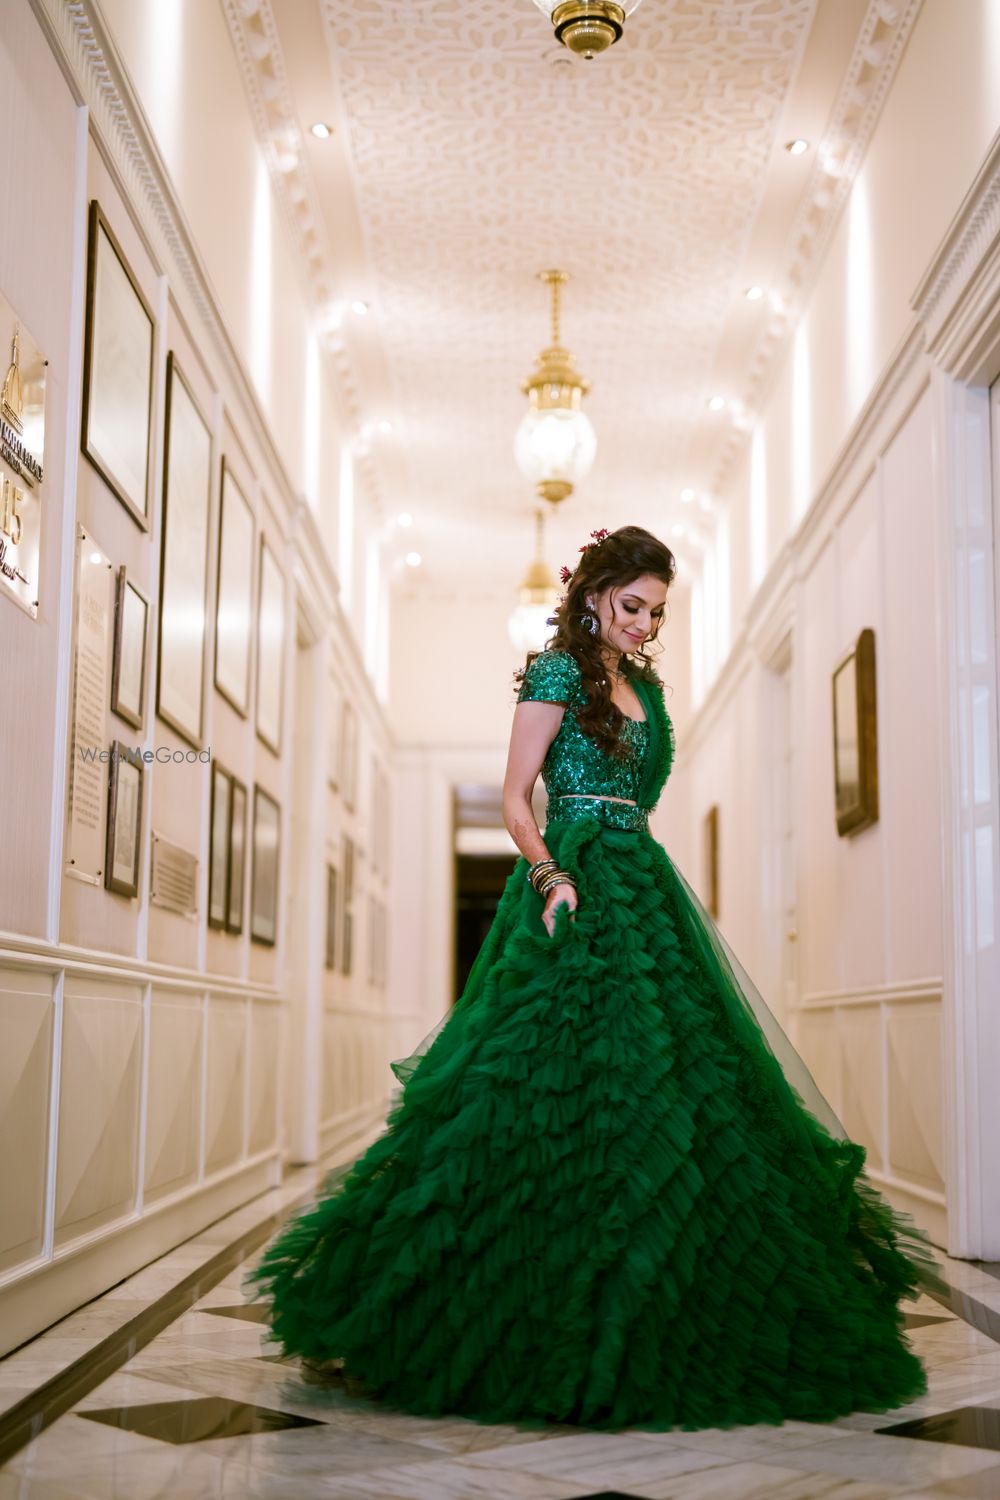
[[515, 524, 676, 756]]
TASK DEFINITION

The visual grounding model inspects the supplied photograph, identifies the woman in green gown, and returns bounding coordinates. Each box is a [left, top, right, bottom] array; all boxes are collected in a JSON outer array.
[[252, 523, 945, 1432]]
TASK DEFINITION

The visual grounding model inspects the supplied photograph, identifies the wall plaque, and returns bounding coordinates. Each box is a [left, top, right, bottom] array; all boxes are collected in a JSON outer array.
[[150, 832, 199, 917], [65, 527, 112, 885], [0, 294, 46, 618]]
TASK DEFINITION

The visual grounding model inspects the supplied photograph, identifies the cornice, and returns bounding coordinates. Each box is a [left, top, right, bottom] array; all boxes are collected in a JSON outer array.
[[910, 125, 1000, 379], [710, 0, 924, 496], [219, 0, 383, 517]]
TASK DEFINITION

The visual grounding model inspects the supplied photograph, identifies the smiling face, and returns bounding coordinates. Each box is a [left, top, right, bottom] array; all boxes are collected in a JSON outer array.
[[587, 572, 669, 658]]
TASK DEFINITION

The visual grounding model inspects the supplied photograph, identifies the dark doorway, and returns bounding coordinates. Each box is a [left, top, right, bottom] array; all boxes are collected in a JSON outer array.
[[454, 854, 515, 1000]]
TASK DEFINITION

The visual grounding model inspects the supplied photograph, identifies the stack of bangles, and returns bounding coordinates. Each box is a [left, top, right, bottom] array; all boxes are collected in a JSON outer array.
[[527, 857, 577, 899]]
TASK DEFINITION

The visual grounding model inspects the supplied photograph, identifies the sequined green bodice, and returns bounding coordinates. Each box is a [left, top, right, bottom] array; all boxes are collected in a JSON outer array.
[[517, 649, 673, 831]]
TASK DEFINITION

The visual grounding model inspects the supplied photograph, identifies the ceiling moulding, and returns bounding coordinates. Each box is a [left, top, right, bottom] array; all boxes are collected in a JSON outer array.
[[28, 0, 300, 523], [220, 0, 383, 518], [911, 125, 1000, 381], [710, 0, 922, 497]]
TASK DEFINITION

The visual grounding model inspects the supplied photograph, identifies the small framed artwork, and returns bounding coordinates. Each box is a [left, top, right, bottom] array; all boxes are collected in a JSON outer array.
[[325, 863, 337, 971], [104, 741, 143, 897], [227, 777, 247, 935], [110, 566, 149, 729], [340, 699, 358, 812], [251, 785, 281, 946], [833, 626, 879, 837], [214, 459, 255, 716], [208, 761, 231, 930], [255, 536, 286, 754], [703, 803, 719, 919], [81, 201, 155, 529], [327, 676, 342, 790], [341, 833, 354, 977], [157, 353, 213, 748]]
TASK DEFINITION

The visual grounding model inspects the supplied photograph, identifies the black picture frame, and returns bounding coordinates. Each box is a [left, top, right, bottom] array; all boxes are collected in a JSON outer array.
[[104, 740, 143, 898], [227, 776, 247, 935], [110, 566, 149, 730], [214, 457, 255, 718], [81, 200, 155, 530], [156, 352, 213, 750], [341, 833, 354, 976], [325, 863, 337, 971], [250, 784, 281, 946], [833, 626, 880, 837], [255, 534, 286, 755], [208, 761, 231, 930]]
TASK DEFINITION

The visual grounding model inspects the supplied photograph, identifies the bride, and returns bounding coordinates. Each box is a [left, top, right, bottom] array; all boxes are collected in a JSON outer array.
[[252, 522, 944, 1432]]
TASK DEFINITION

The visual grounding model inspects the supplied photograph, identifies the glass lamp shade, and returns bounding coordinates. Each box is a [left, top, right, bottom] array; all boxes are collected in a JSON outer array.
[[515, 406, 597, 504], [508, 599, 558, 654]]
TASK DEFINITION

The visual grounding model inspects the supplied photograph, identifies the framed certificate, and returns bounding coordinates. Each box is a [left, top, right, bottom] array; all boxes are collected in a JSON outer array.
[[250, 785, 281, 946], [81, 201, 155, 529], [208, 761, 231, 930], [110, 566, 149, 730], [214, 459, 255, 716], [255, 536, 286, 755], [227, 776, 247, 935], [157, 353, 213, 748], [105, 741, 143, 898]]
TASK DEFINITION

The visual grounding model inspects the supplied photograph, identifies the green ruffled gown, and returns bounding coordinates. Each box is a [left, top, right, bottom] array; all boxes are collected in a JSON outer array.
[[251, 647, 946, 1432]]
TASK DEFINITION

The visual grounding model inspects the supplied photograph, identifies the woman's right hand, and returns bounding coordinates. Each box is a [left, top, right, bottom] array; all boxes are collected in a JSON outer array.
[[542, 881, 578, 937]]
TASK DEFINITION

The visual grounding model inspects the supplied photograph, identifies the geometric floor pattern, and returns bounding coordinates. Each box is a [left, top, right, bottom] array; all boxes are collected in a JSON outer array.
[[6, 1247, 1000, 1497]]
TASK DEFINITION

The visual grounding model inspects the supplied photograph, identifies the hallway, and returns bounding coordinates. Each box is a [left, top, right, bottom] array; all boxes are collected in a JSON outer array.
[[3, 1186, 1000, 1497], [4, 0, 1000, 1490]]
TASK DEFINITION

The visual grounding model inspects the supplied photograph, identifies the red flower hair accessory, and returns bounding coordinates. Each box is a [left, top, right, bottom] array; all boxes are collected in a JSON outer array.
[[559, 527, 611, 587]]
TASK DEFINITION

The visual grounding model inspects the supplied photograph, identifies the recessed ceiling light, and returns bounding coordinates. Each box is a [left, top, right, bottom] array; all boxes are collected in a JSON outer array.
[[745, 285, 765, 301], [350, 299, 369, 316], [670, 524, 685, 538], [786, 138, 809, 155], [405, 551, 422, 567], [310, 121, 334, 140], [707, 395, 727, 412], [680, 488, 695, 503], [397, 512, 413, 528], [377, 419, 393, 434]]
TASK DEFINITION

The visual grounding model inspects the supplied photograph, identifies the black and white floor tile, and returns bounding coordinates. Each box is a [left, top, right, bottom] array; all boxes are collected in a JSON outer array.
[[3, 1198, 1000, 1500]]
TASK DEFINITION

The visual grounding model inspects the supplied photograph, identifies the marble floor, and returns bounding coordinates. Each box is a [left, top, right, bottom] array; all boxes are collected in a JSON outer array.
[[3, 1192, 1000, 1500]]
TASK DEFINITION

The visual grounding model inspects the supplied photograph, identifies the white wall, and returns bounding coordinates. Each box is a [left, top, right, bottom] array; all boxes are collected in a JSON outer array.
[[0, 0, 394, 1352]]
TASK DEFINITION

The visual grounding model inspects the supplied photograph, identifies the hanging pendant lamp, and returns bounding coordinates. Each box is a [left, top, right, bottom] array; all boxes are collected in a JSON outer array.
[[507, 508, 561, 653], [514, 270, 596, 507], [529, 0, 645, 58]]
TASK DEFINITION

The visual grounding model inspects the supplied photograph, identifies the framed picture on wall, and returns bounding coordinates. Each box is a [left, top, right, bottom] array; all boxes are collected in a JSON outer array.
[[340, 699, 358, 812], [208, 761, 231, 930], [327, 676, 342, 790], [81, 200, 155, 530], [110, 566, 149, 730], [104, 741, 143, 898], [227, 776, 247, 935], [157, 353, 213, 748], [703, 803, 719, 919], [833, 626, 879, 837], [325, 862, 337, 971], [341, 833, 354, 976], [250, 785, 281, 946], [214, 458, 255, 716], [255, 536, 286, 754]]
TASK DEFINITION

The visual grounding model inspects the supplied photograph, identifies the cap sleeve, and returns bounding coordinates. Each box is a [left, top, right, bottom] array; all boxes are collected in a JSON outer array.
[[517, 649, 582, 705]]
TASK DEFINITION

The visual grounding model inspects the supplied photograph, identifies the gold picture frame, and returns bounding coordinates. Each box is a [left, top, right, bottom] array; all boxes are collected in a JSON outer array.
[[703, 803, 719, 919], [832, 627, 879, 837]]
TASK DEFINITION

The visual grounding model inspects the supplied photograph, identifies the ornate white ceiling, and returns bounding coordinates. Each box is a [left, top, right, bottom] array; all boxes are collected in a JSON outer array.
[[225, 0, 919, 595]]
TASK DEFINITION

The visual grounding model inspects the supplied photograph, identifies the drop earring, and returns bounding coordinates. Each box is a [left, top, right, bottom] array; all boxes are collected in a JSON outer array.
[[581, 606, 600, 637]]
